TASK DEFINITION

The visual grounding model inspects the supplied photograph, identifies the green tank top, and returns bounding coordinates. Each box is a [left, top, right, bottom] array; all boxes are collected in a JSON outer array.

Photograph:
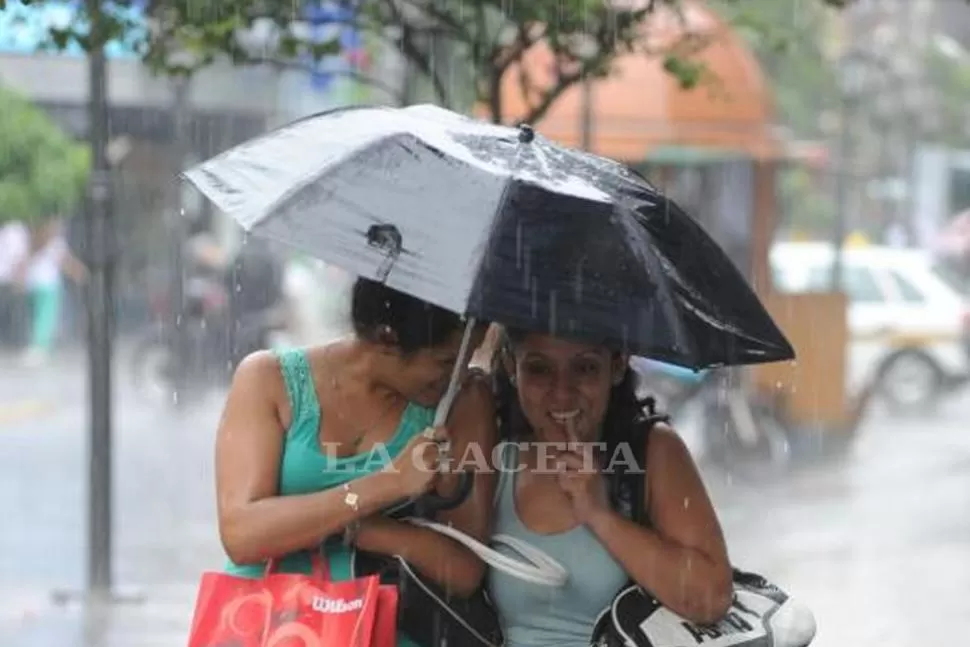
[[223, 346, 433, 647]]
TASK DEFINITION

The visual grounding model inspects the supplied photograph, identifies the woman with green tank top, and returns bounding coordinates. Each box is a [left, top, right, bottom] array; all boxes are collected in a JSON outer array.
[[485, 327, 734, 647], [213, 277, 497, 647]]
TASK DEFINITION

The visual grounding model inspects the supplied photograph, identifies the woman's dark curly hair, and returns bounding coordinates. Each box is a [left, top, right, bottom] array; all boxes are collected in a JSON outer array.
[[490, 327, 663, 507]]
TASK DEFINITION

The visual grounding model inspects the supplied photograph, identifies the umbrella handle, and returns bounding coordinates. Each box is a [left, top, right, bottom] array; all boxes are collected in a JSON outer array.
[[417, 470, 475, 514], [381, 470, 475, 519], [380, 318, 475, 522], [376, 318, 477, 522], [432, 317, 478, 428]]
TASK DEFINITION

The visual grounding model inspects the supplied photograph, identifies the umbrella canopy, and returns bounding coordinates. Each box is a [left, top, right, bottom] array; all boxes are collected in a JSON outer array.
[[183, 103, 794, 370]]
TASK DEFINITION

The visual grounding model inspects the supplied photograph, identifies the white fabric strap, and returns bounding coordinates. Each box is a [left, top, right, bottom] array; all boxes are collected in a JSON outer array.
[[419, 321, 568, 588], [405, 518, 568, 588]]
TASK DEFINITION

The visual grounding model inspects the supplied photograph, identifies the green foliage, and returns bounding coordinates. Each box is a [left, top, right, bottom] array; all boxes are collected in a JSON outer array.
[[399, 0, 659, 122], [0, 86, 90, 224], [0, 0, 854, 126], [712, 0, 841, 138], [141, 0, 343, 76], [0, 0, 148, 59]]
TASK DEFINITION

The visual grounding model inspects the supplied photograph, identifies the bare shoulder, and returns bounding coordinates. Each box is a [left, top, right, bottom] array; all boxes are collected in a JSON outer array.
[[643, 420, 722, 523], [643, 421, 708, 499], [223, 350, 290, 428], [645, 422, 695, 467], [231, 350, 287, 393]]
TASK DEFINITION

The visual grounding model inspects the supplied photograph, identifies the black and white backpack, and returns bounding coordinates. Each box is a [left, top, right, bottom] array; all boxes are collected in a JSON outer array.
[[590, 402, 817, 647]]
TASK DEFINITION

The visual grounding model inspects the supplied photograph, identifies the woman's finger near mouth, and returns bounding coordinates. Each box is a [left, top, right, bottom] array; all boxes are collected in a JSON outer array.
[[564, 416, 579, 443]]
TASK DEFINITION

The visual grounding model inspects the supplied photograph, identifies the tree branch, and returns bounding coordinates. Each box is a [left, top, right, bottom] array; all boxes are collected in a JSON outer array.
[[397, 0, 471, 43], [515, 10, 617, 126], [521, 67, 583, 125], [494, 22, 543, 74], [249, 56, 406, 103], [381, 0, 450, 106], [479, 22, 545, 123]]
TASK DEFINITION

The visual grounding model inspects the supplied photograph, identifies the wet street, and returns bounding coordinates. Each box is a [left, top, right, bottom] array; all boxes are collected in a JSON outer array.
[[2, 347, 969, 647], [705, 395, 970, 647]]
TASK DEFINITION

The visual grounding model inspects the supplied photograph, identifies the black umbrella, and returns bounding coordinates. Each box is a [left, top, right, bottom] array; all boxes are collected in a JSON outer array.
[[182, 103, 794, 377]]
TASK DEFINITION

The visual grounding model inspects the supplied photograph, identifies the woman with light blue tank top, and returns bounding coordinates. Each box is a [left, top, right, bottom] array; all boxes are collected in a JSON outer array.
[[489, 441, 630, 647], [213, 277, 496, 647], [486, 327, 735, 647]]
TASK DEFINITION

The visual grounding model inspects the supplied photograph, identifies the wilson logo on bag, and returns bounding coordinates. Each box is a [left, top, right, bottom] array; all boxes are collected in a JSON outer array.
[[311, 595, 365, 614]]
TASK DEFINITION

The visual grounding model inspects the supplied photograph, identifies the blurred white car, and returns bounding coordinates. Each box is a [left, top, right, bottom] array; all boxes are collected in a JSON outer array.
[[771, 242, 970, 412]]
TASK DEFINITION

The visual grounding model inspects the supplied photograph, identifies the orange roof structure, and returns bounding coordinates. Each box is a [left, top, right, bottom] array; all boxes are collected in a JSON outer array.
[[480, 1, 786, 162]]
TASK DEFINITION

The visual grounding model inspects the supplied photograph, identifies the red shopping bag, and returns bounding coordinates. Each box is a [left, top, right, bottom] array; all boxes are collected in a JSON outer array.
[[371, 580, 399, 646], [187, 551, 396, 647]]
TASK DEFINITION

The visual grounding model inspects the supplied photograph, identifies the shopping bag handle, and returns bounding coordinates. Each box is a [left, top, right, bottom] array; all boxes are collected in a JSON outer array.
[[404, 518, 568, 588], [265, 545, 330, 581]]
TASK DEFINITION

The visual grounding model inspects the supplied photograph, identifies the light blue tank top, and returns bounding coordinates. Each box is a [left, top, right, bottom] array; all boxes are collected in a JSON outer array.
[[223, 347, 433, 647], [487, 443, 630, 647]]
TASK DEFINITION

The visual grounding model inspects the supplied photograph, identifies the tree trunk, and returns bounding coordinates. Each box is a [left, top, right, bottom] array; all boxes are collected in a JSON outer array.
[[488, 71, 503, 124]]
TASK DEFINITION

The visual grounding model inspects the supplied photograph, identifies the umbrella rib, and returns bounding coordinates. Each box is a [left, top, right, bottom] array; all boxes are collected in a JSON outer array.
[[253, 137, 401, 230], [621, 209, 701, 367], [464, 168, 519, 317]]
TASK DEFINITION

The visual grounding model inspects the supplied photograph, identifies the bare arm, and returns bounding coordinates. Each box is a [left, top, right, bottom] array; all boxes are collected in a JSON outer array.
[[586, 426, 733, 624], [10, 256, 29, 288], [6, 228, 30, 289], [352, 373, 499, 596], [60, 250, 88, 284], [215, 351, 409, 566]]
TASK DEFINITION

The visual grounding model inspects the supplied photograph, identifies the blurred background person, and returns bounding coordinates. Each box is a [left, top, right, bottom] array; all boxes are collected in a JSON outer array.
[[18, 217, 87, 366], [0, 218, 30, 350]]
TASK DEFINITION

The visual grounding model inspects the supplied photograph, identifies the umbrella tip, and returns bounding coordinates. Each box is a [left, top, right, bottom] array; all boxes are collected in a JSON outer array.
[[517, 123, 535, 143]]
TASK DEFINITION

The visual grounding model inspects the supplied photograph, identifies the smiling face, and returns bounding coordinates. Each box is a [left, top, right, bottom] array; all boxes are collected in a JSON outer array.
[[505, 334, 627, 443]]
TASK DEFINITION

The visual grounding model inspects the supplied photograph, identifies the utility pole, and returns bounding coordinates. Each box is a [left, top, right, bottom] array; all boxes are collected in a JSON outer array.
[[831, 89, 852, 291], [83, 0, 115, 598], [830, 51, 881, 291], [580, 78, 593, 152], [170, 77, 191, 407], [52, 0, 142, 607]]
